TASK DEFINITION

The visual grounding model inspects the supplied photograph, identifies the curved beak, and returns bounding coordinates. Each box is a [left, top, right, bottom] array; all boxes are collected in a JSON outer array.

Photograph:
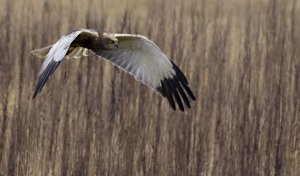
[[114, 42, 118, 49]]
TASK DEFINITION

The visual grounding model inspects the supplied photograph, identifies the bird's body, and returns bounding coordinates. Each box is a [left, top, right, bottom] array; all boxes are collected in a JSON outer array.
[[32, 29, 195, 111]]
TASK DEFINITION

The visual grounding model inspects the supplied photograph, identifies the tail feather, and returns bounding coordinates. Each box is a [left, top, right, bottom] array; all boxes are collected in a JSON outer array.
[[31, 45, 53, 58], [32, 45, 90, 59]]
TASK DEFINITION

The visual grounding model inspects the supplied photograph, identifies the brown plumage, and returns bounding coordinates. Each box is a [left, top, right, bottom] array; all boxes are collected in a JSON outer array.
[[32, 29, 196, 111]]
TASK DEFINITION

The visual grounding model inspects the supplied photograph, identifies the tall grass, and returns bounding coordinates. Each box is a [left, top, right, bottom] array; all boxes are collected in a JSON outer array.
[[0, 0, 299, 175]]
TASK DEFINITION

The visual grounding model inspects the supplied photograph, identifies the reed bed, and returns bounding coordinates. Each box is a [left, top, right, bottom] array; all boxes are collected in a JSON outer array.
[[0, 0, 299, 175]]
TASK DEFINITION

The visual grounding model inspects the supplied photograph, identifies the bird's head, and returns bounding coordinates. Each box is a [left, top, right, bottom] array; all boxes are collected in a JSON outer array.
[[98, 30, 118, 50]]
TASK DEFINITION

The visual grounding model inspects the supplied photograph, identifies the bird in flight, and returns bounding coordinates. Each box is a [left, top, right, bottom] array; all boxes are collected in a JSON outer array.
[[32, 29, 196, 111]]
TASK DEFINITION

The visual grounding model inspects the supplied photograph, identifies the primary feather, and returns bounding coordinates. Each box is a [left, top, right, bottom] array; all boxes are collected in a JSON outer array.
[[32, 29, 196, 111]]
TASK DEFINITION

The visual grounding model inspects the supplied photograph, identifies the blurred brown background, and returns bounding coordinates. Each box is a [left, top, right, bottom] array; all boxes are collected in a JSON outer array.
[[0, 0, 299, 175]]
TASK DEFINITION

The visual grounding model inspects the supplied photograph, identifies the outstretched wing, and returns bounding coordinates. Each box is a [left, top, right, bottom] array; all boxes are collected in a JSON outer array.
[[66, 47, 91, 59], [94, 34, 196, 111], [32, 30, 83, 98]]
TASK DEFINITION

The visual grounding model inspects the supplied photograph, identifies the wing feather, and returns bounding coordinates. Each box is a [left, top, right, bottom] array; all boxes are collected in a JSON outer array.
[[94, 34, 195, 111], [32, 30, 195, 111], [82, 48, 90, 56], [32, 30, 83, 98]]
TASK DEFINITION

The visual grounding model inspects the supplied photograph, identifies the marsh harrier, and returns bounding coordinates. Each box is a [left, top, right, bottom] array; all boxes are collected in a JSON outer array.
[[32, 29, 196, 111]]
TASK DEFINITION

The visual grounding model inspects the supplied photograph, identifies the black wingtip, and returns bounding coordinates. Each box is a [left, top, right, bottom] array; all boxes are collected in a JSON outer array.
[[171, 61, 189, 85], [166, 79, 185, 112], [156, 62, 196, 112], [32, 60, 61, 100], [162, 81, 176, 111], [32, 87, 40, 99], [32, 92, 37, 99], [156, 77, 195, 112]]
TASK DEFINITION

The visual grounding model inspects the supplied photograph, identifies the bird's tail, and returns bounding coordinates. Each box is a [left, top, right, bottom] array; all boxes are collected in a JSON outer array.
[[31, 45, 53, 58], [31, 45, 90, 59]]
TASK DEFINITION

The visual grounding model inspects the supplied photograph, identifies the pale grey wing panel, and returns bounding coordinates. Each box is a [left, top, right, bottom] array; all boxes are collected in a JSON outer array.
[[32, 30, 83, 98], [39, 30, 83, 74], [94, 34, 196, 111], [95, 34, 175, 88]]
